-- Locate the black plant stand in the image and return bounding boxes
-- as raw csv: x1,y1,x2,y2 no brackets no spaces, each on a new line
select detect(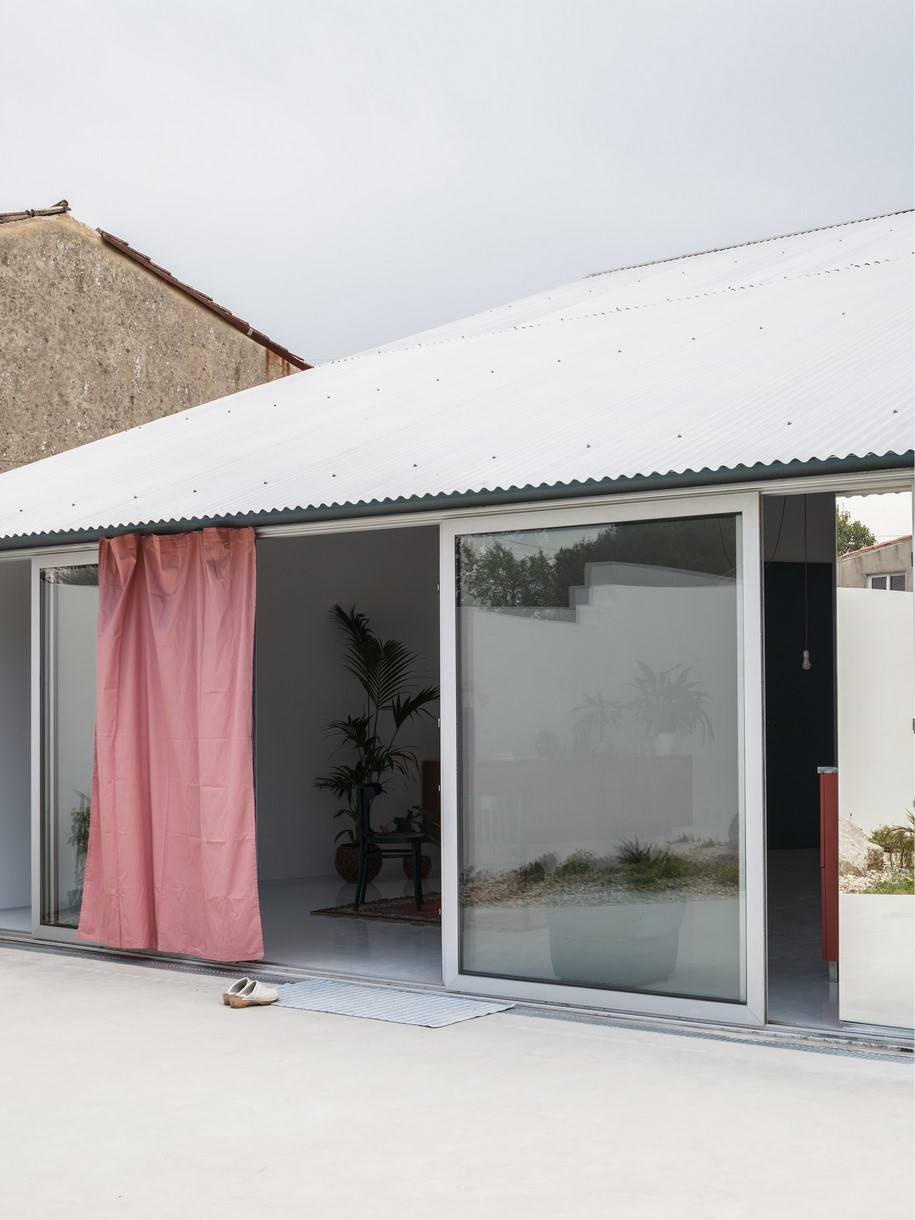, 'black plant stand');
354,783,424,910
